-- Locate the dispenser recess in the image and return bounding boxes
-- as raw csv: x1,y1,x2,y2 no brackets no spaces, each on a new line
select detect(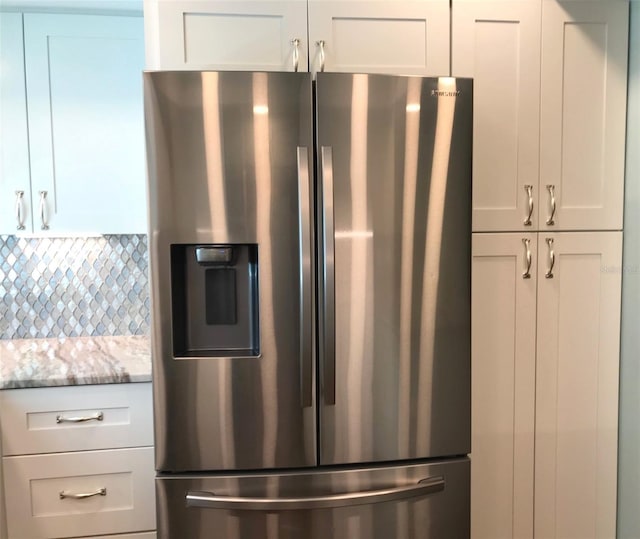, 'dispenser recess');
171,244,259,357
